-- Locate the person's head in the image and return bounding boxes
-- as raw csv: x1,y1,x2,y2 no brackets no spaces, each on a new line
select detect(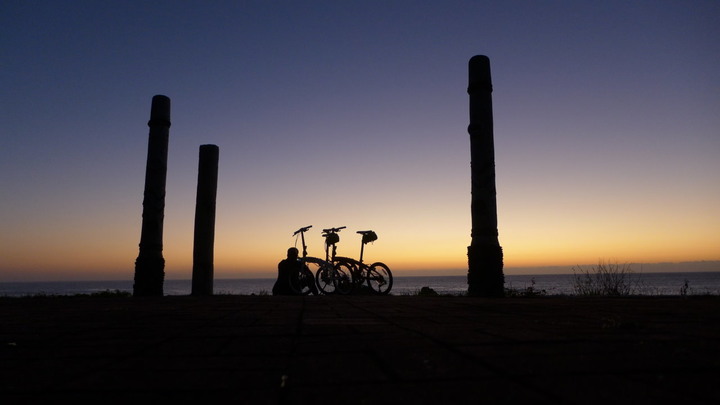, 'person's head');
287,247,299,259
